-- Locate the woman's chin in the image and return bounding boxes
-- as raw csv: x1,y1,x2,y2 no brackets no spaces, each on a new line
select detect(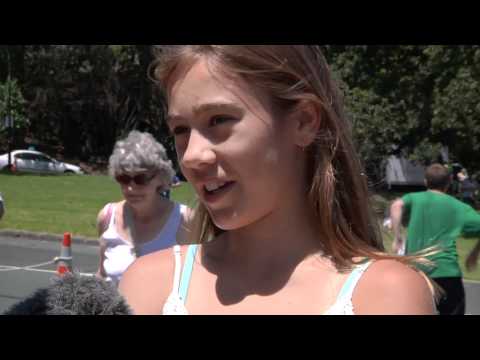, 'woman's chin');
126,196,145,206
209,211,248,231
